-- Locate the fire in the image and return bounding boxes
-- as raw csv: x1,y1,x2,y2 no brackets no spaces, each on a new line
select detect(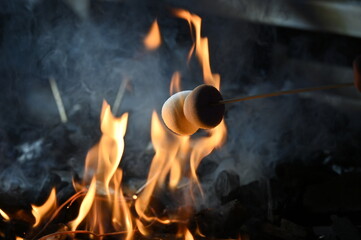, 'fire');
170,71,182,95
69,177,96,231
0,9,228,240
68,101,133,238
134,8,227,238
144,19,162,50
31,187,57,227
173,9,221,89
0,209,10,221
